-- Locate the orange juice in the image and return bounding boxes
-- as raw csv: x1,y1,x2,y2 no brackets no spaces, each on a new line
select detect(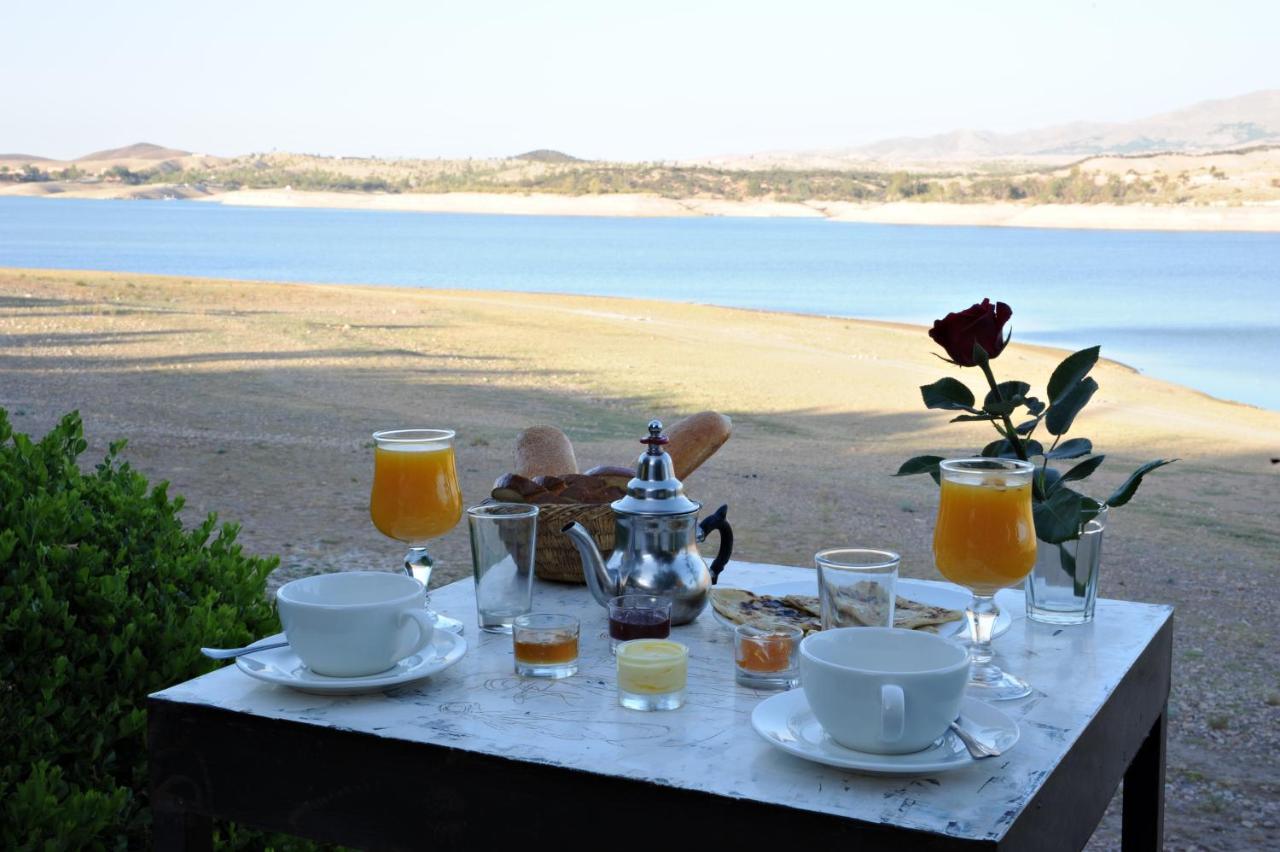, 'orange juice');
370,444,462,543
933,477,1036,595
